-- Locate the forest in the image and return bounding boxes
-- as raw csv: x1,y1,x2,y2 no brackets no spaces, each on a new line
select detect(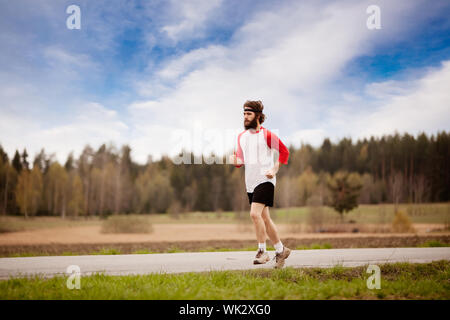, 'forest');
0,130,448,217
